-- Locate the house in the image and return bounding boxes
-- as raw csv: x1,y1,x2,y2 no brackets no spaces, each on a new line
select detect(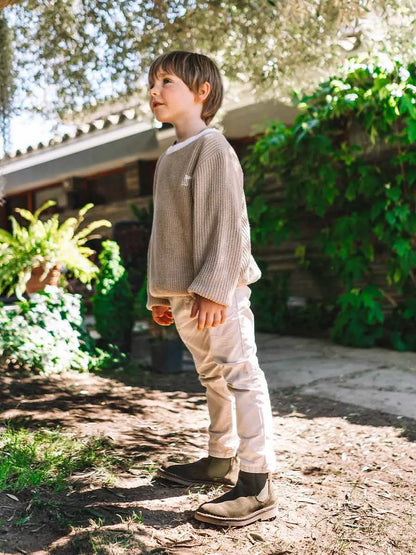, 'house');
0,96,298,229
